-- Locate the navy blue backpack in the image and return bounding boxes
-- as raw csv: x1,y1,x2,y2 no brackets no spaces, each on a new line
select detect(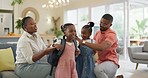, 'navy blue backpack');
48,37,78,76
